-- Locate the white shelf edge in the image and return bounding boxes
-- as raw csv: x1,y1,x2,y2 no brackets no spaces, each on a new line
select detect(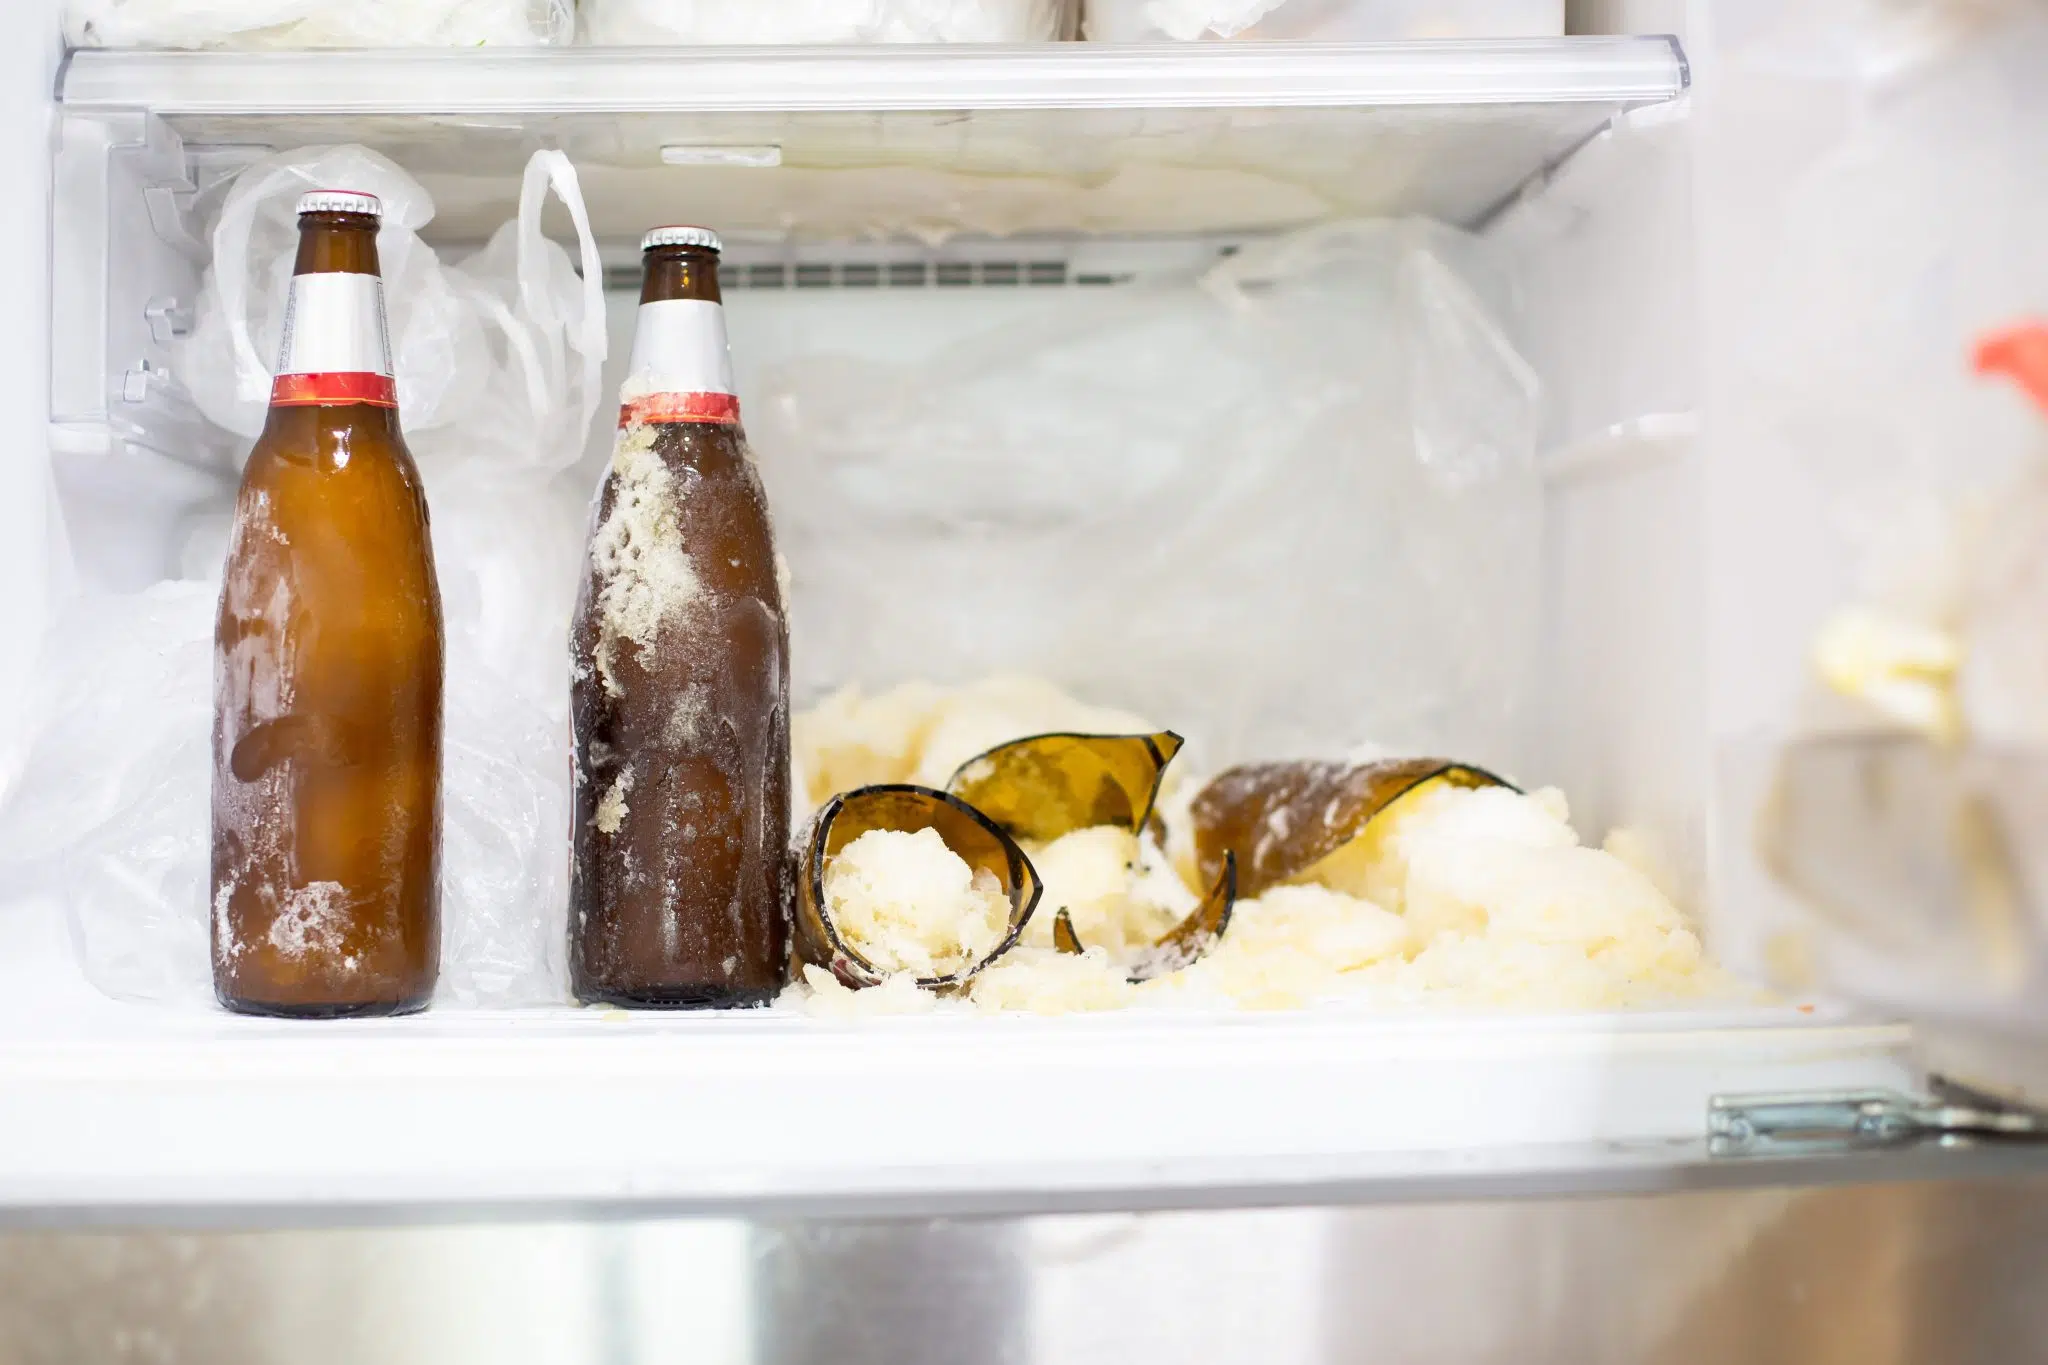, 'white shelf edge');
58,37,1688,116
0,901,1940,1218
0,1008,1921,1218
20,1137,2048,1230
